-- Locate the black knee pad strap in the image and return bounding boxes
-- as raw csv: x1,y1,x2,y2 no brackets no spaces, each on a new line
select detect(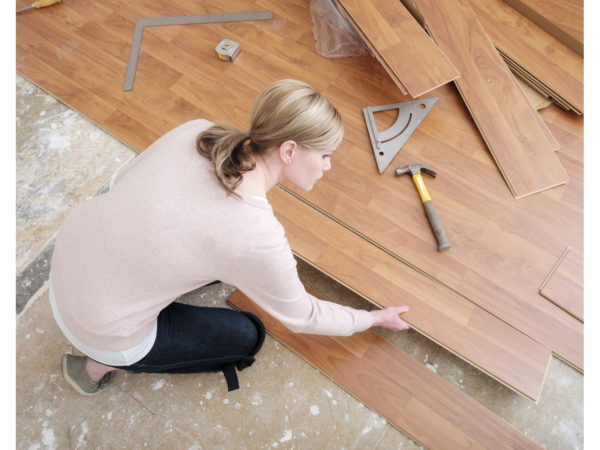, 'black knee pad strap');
220,310,266,391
